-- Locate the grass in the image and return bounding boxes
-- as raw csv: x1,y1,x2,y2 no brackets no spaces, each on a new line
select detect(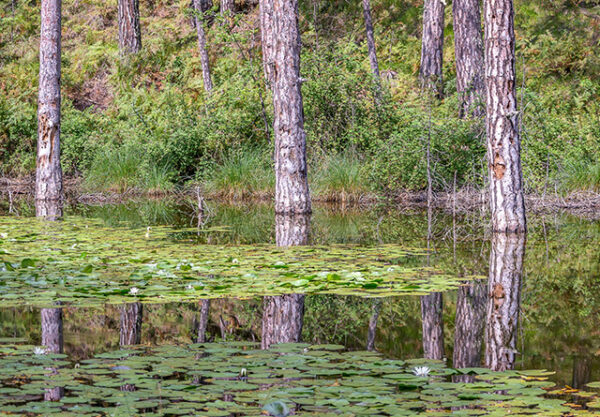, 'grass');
85,147,174,194
204,149,274,200
312,153,370,203
560,161,600,193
